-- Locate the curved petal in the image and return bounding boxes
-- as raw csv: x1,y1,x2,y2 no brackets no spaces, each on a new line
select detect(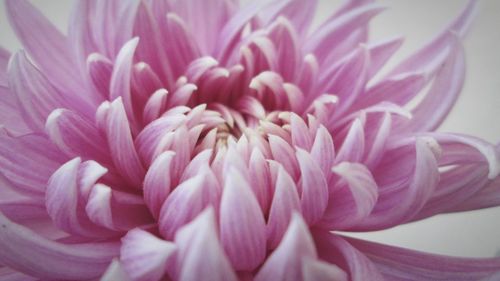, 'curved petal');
121,228,176,281
0,212,119,280
174,208,238,281
101,259,132,281
345,236,500,281
220,168,266,271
